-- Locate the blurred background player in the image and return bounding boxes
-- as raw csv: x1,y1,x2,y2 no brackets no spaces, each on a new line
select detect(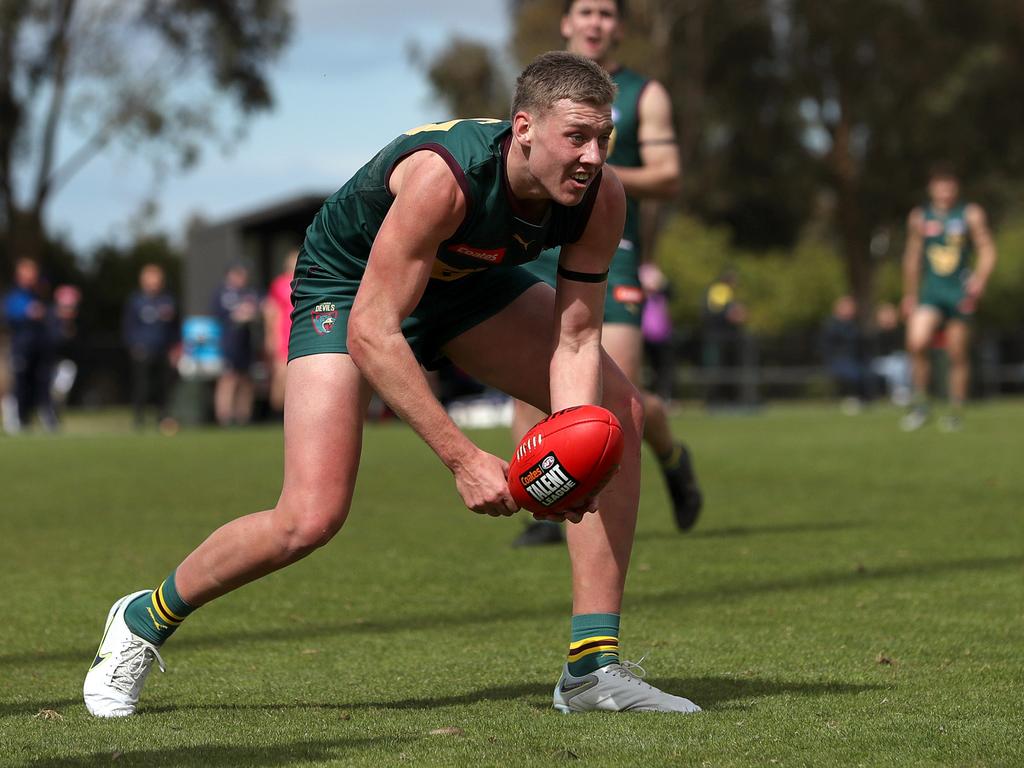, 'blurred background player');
211,261,261,427
900,166,997,432
2,257,58,432
512,0,701,547
123,263,178,431
263,249,298,415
